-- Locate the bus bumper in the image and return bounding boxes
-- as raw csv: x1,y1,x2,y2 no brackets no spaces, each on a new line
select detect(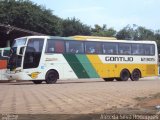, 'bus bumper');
6,72,30,80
